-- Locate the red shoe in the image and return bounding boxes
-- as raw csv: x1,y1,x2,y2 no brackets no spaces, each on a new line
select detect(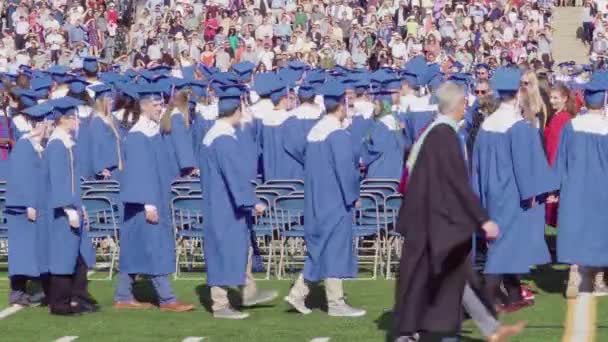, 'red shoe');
521,286,535,301
502,299,534,314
